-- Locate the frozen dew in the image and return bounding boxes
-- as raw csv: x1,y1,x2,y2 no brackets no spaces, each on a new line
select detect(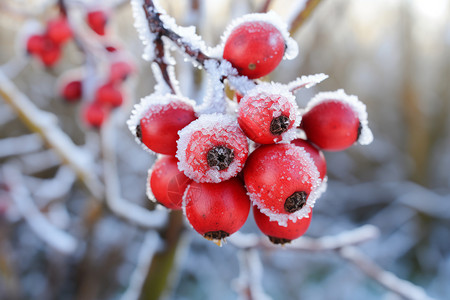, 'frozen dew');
287,73,329,92
219,11,299,60
303,89,374,145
